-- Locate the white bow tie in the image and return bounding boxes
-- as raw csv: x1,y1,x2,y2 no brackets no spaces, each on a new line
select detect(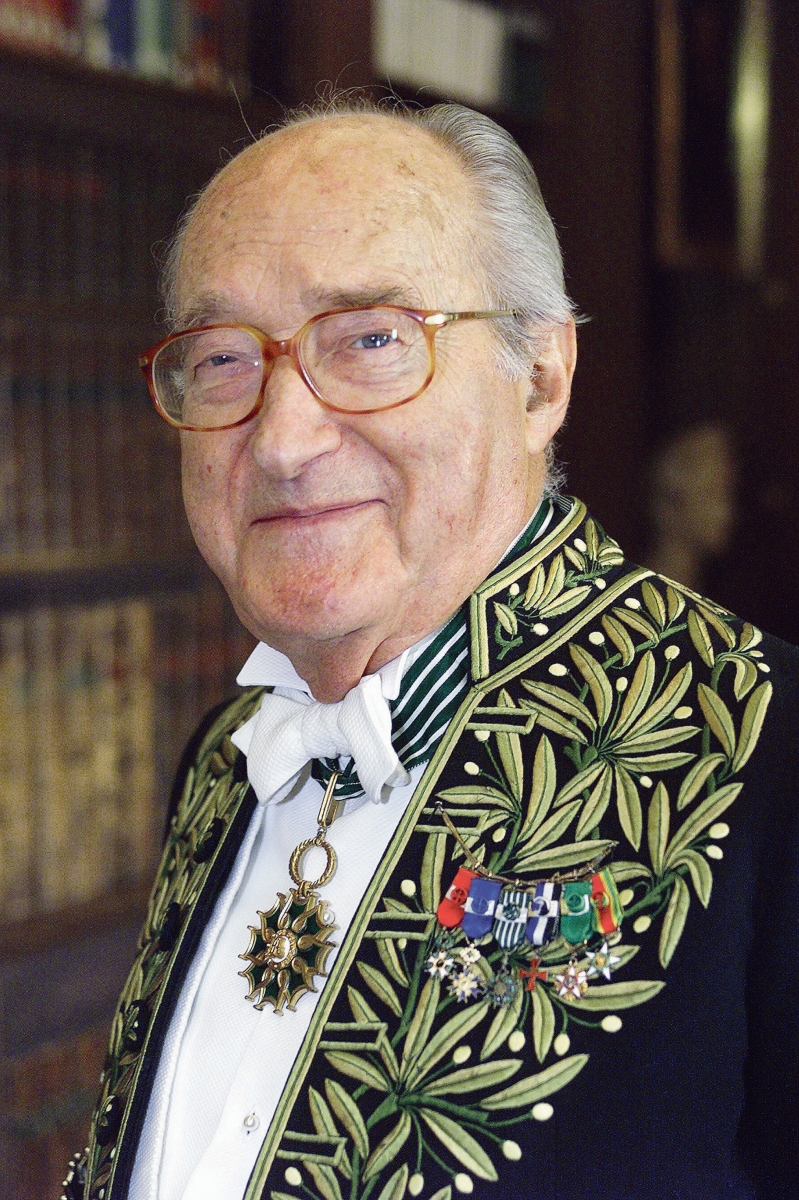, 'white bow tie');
244,672,411,805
